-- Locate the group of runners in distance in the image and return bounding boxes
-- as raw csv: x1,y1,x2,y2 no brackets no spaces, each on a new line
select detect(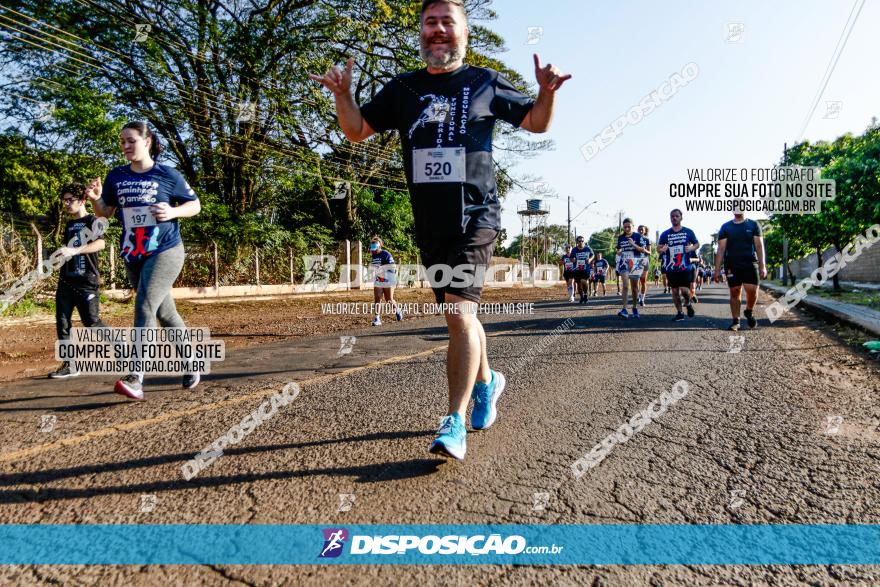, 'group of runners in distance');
553,208,765,329
43,0,768,464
